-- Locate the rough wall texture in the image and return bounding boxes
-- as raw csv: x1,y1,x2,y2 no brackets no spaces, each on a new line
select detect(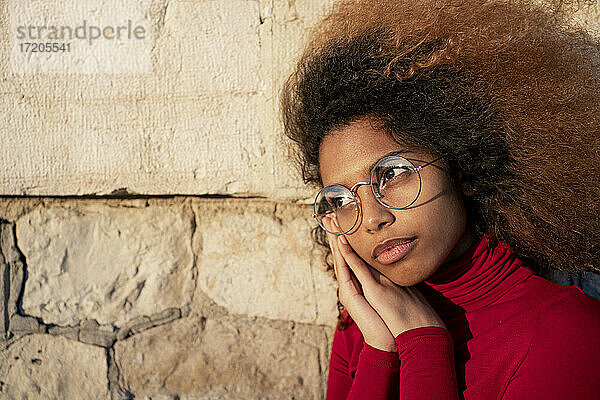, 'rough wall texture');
1,0,599,399
0,197,337,399
1,0,337,200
